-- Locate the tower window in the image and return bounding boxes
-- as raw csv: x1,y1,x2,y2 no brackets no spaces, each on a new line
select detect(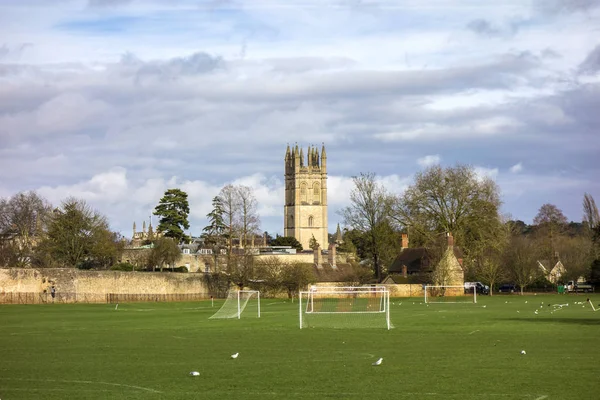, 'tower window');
313,182,320,203
308,216,314,227
300,182,308,203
